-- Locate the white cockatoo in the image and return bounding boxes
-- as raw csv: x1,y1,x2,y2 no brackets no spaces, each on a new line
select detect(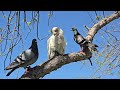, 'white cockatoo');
47,27,67,60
